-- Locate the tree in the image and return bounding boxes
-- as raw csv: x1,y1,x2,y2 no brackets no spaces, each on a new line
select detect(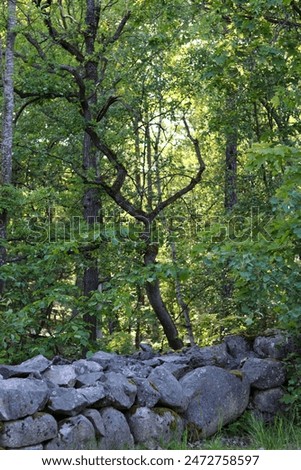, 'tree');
1,0,301,362
0,0,17,294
